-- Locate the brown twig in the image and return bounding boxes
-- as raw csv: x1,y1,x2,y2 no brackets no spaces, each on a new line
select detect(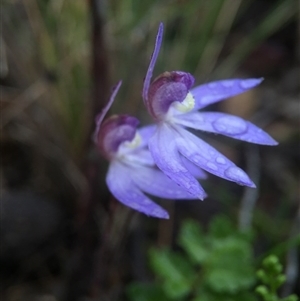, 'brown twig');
62,0,111,300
